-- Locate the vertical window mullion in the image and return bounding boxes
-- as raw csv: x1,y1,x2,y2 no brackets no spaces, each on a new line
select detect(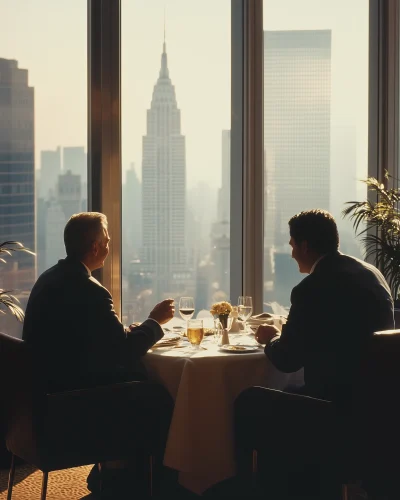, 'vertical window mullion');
231,0,264,312
88,0,122,317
